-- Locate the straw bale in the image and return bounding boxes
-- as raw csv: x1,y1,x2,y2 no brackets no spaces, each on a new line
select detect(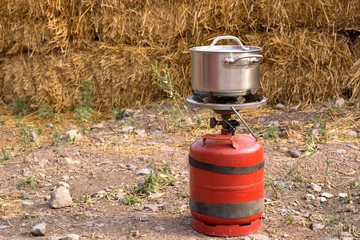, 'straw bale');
0,0,359,110
0,45,187,111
